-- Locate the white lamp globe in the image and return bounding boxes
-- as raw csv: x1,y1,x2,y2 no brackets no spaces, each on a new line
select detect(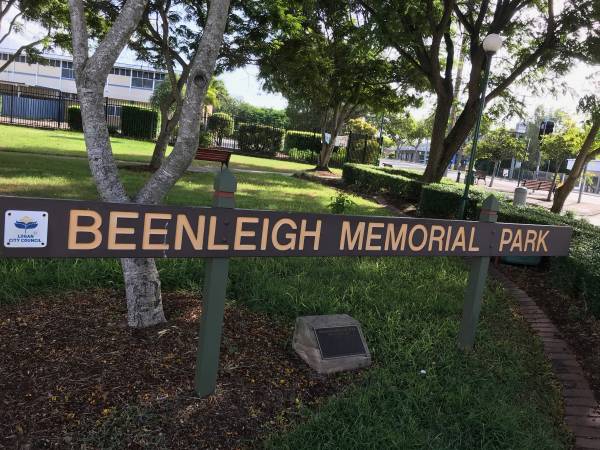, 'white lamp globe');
482,34,503,53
